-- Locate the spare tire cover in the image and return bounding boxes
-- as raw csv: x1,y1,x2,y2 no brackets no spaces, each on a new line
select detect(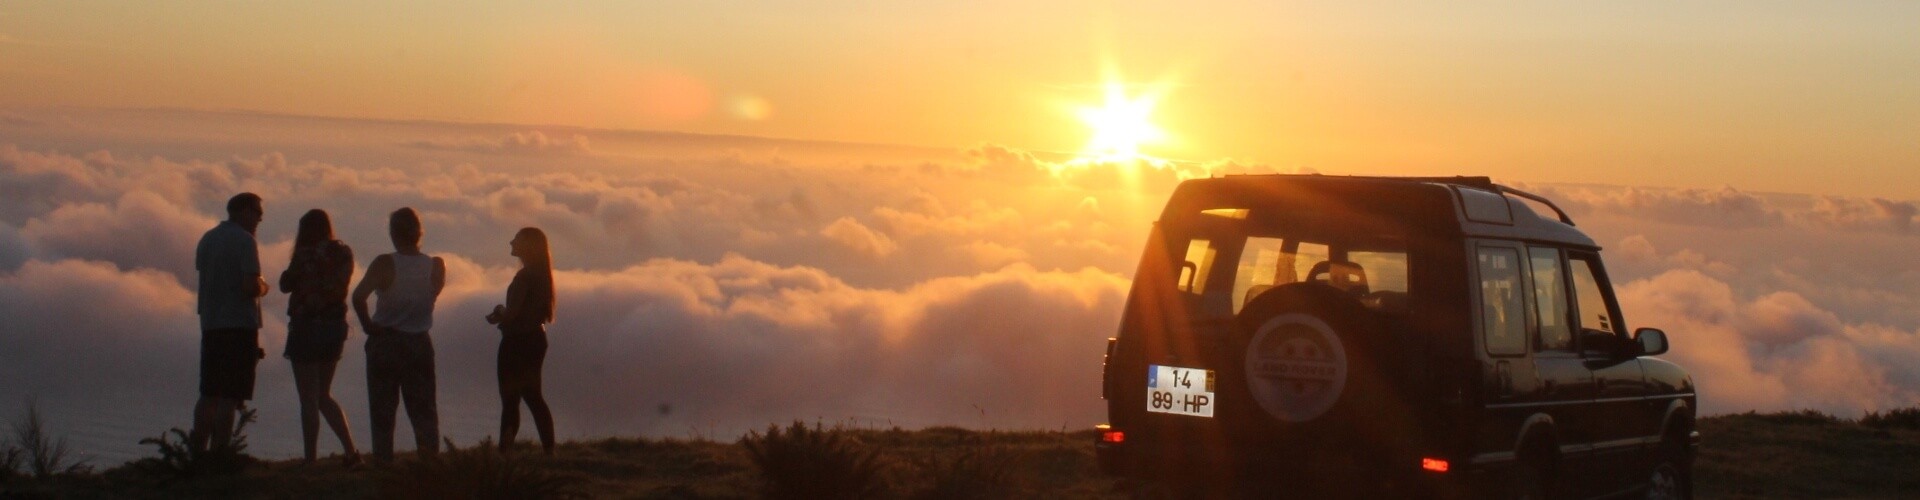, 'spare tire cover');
1244,313,1349,423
